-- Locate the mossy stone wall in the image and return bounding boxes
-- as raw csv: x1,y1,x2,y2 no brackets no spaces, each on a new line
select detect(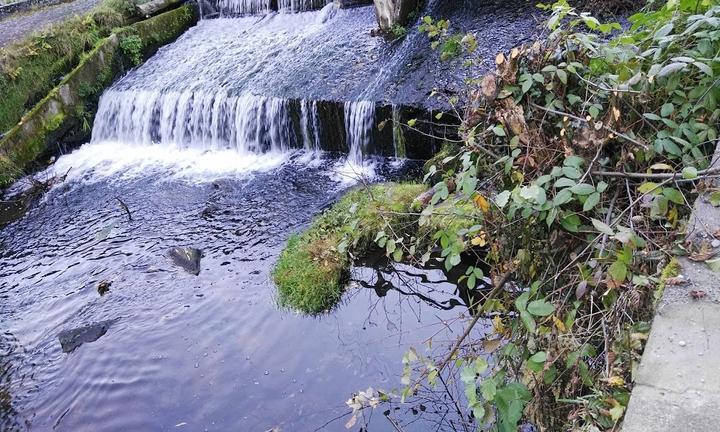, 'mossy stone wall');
0,4,198,187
